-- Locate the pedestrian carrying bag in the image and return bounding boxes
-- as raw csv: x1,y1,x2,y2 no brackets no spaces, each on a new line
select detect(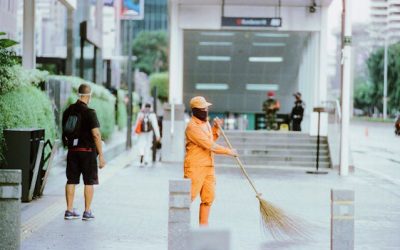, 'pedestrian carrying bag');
141,114,153,132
